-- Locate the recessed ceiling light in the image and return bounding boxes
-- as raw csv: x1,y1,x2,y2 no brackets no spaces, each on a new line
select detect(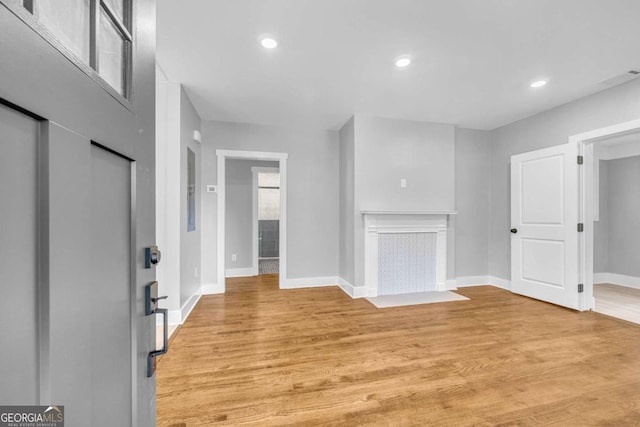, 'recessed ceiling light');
530,80,547,88
260,37,278,49
395,55,412,68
